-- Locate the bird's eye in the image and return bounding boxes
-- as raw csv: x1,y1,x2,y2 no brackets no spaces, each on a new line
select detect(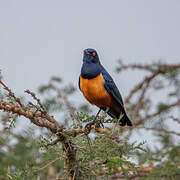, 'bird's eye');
92,52,96,56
